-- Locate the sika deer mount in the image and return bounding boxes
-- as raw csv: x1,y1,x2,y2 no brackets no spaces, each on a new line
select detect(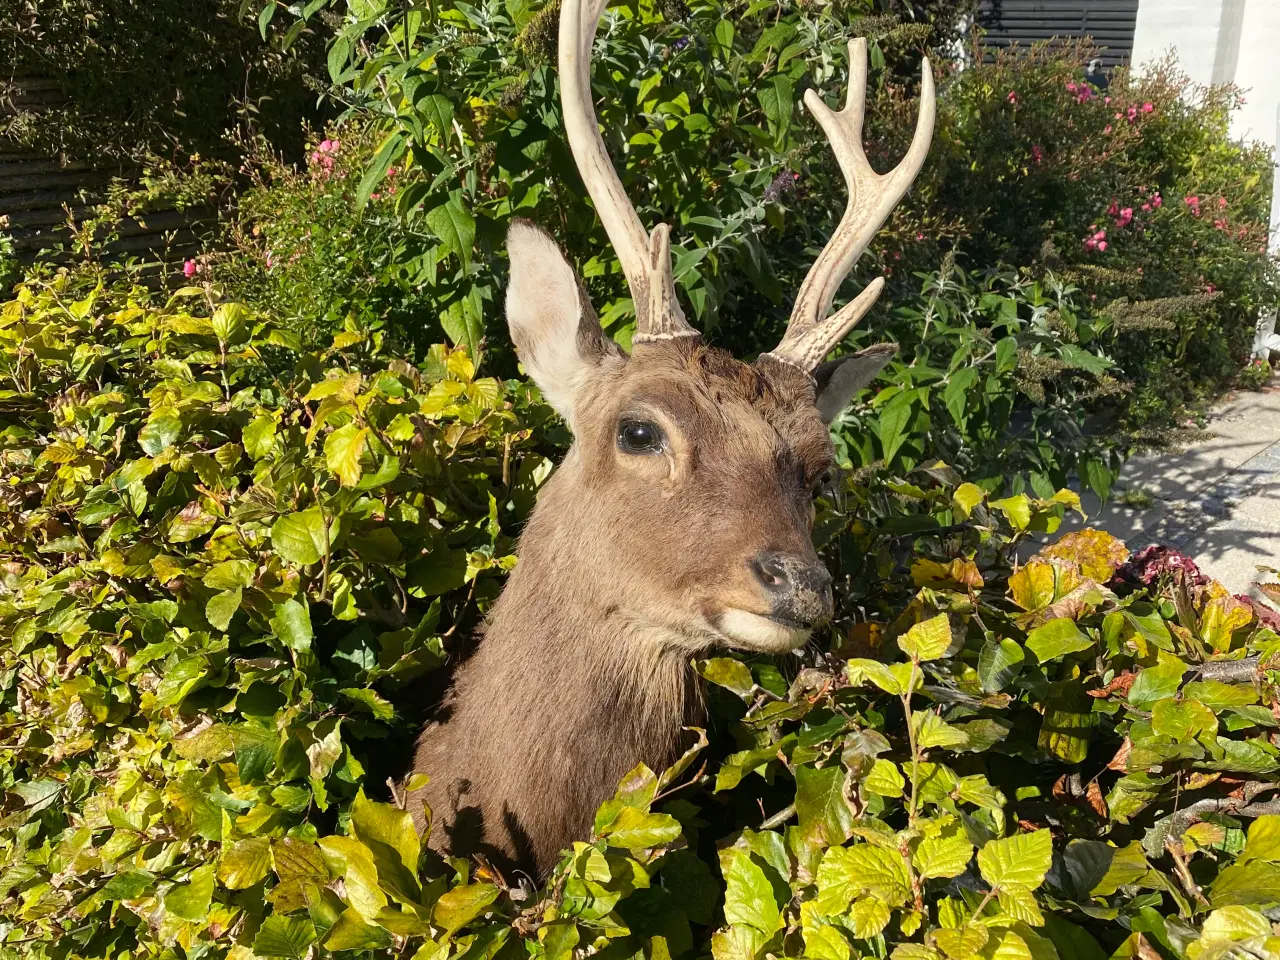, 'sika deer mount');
408,0,934,876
